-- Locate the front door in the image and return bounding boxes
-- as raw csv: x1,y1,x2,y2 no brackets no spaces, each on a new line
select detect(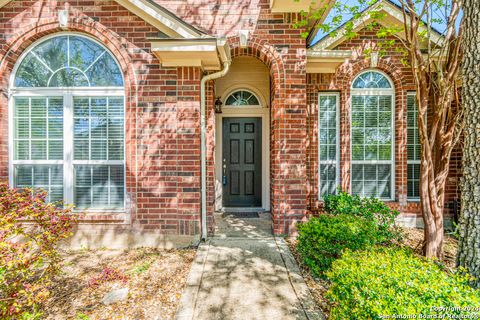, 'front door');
222,117,262,207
